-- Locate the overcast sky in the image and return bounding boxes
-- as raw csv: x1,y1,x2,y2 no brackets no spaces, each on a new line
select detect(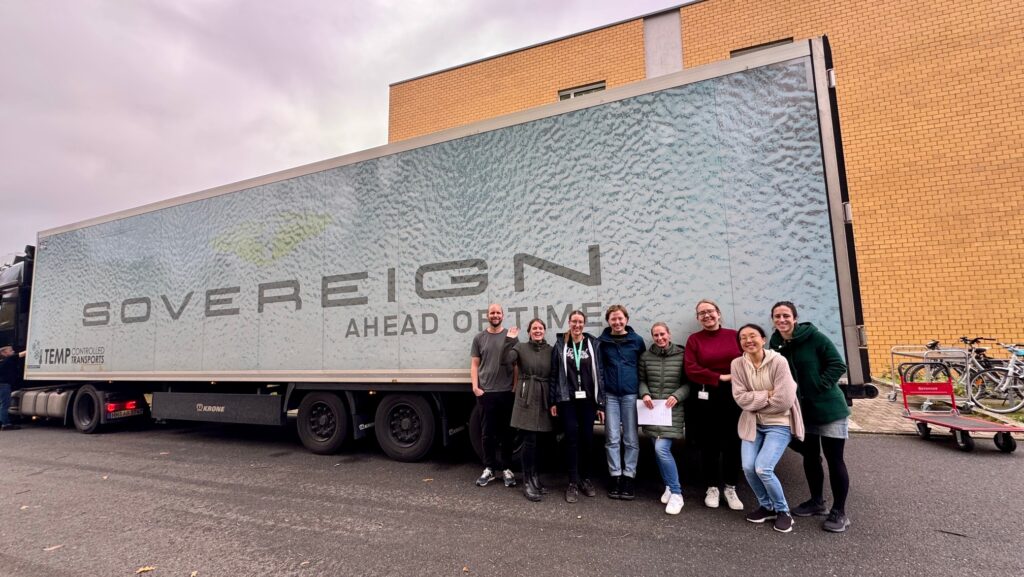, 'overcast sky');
0,0,684,255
